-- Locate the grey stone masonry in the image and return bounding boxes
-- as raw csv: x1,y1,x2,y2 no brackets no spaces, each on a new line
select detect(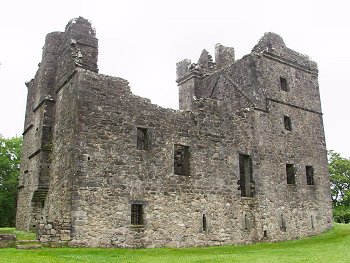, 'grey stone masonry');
16,17,332,248
0,234,16,248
